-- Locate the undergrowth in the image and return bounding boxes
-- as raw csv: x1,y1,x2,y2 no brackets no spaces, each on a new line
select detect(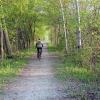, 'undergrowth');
48,45,100,83
0,46,36,93
54,58,100,100
48,43,57,52
48,45,100,99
